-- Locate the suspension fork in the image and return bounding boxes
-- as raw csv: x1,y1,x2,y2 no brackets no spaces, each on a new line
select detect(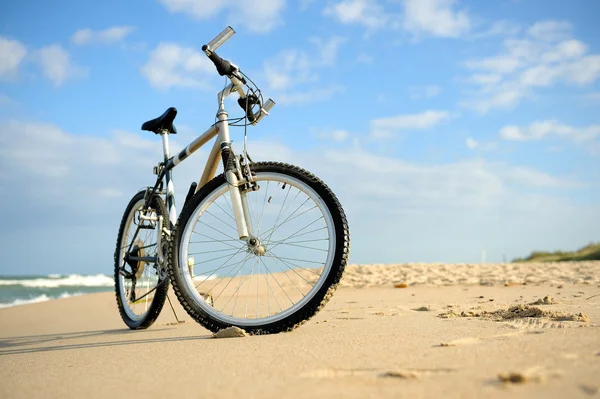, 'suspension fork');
221,141,254,240
217,114,253,241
